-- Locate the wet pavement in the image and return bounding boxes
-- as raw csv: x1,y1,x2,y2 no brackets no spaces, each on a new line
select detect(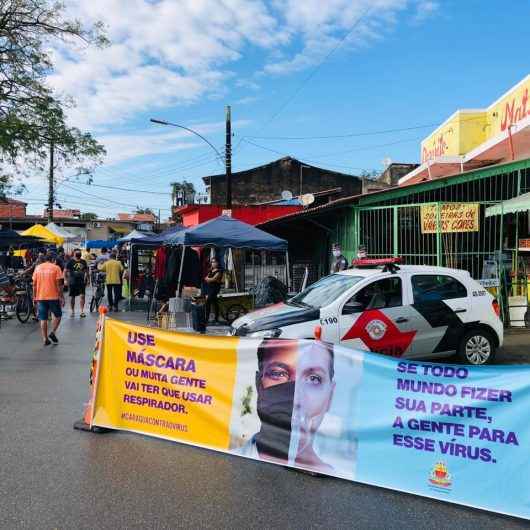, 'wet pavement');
1,310,529,529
